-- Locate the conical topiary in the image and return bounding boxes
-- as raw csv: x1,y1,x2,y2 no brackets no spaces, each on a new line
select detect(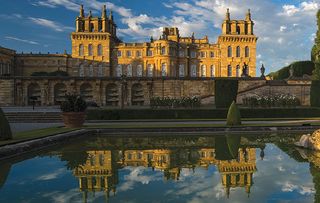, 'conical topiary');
226,101,241,126
0,108,12,140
